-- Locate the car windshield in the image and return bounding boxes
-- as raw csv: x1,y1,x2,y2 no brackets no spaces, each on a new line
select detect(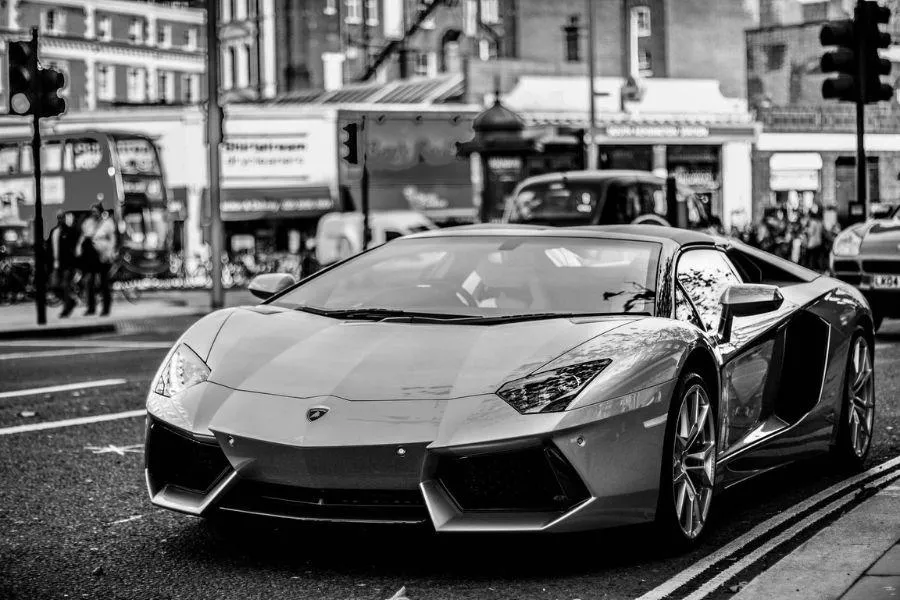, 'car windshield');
273,235,660,318
507,182,599,225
